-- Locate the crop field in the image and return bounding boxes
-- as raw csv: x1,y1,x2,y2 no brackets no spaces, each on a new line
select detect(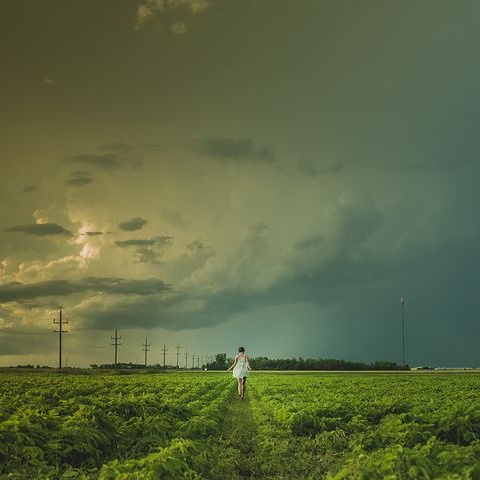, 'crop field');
1,371,480,479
